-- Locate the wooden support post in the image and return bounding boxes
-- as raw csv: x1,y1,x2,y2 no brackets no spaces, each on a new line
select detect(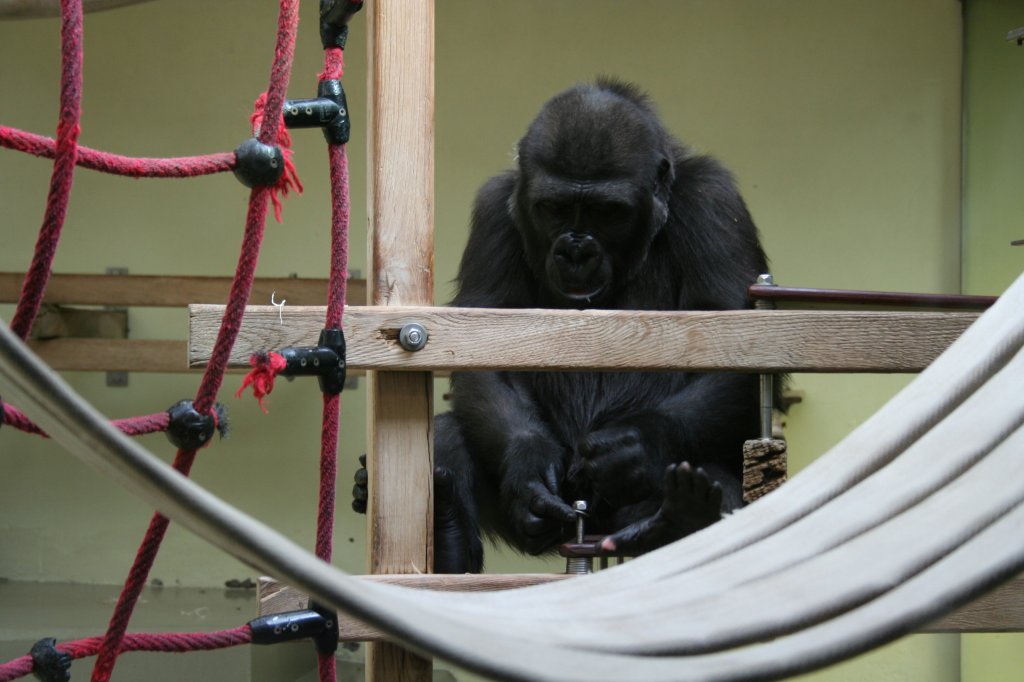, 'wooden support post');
365,0,435,679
